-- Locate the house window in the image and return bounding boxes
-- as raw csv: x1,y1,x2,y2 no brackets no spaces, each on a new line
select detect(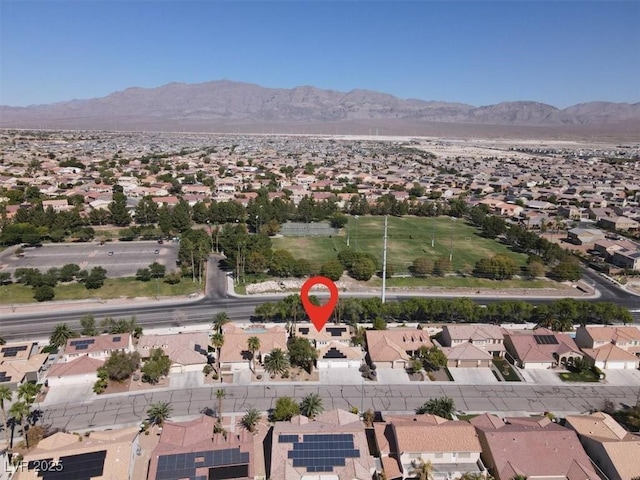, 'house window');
434,453,443,459
458,452,471,458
